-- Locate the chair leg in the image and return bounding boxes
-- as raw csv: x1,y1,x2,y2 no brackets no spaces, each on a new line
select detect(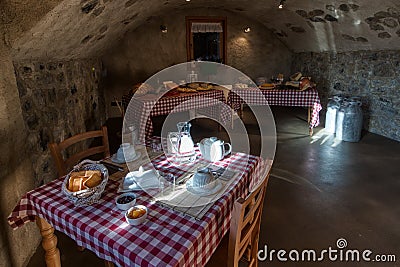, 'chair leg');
104,260,114,267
